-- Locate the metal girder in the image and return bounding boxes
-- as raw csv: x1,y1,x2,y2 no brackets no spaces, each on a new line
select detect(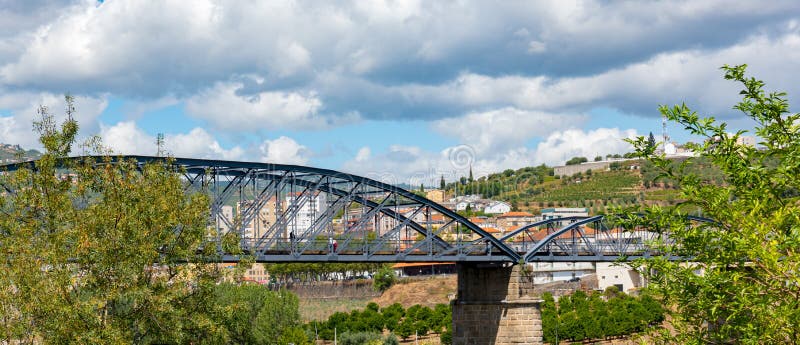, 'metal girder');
1,156,719,264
